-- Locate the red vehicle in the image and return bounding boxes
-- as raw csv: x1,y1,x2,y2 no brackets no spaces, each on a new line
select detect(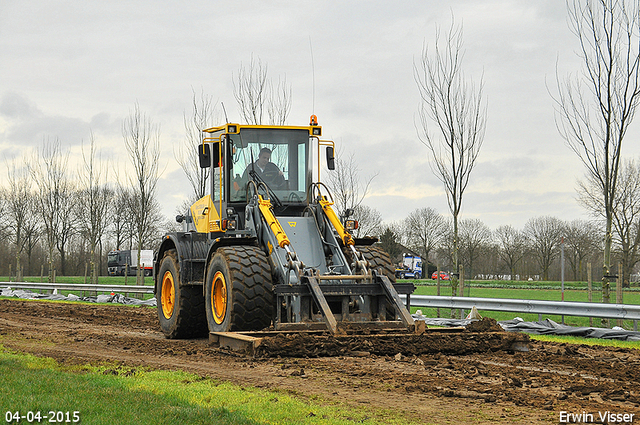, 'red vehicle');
431,271,450,280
